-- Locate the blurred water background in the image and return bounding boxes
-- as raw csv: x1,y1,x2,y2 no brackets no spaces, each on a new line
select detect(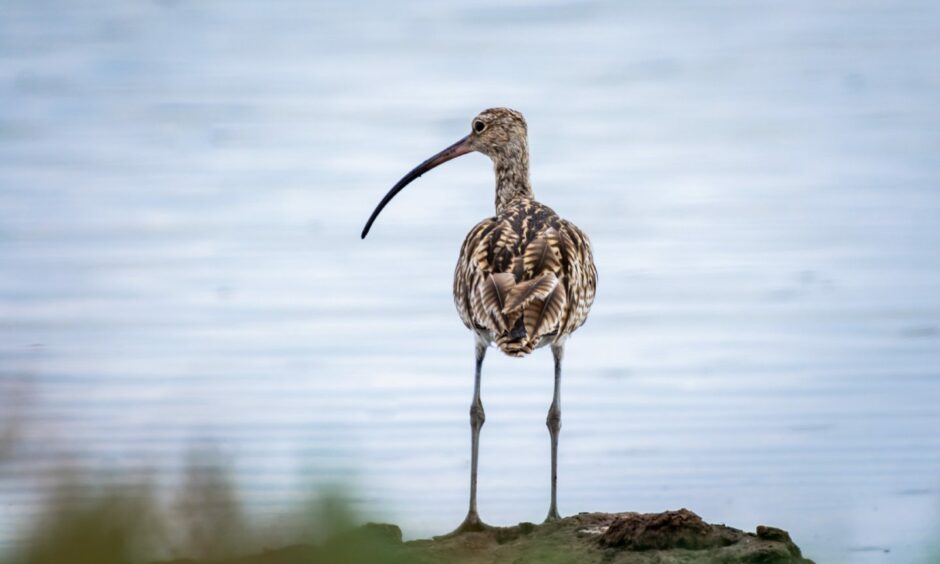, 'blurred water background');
2,1,940,562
